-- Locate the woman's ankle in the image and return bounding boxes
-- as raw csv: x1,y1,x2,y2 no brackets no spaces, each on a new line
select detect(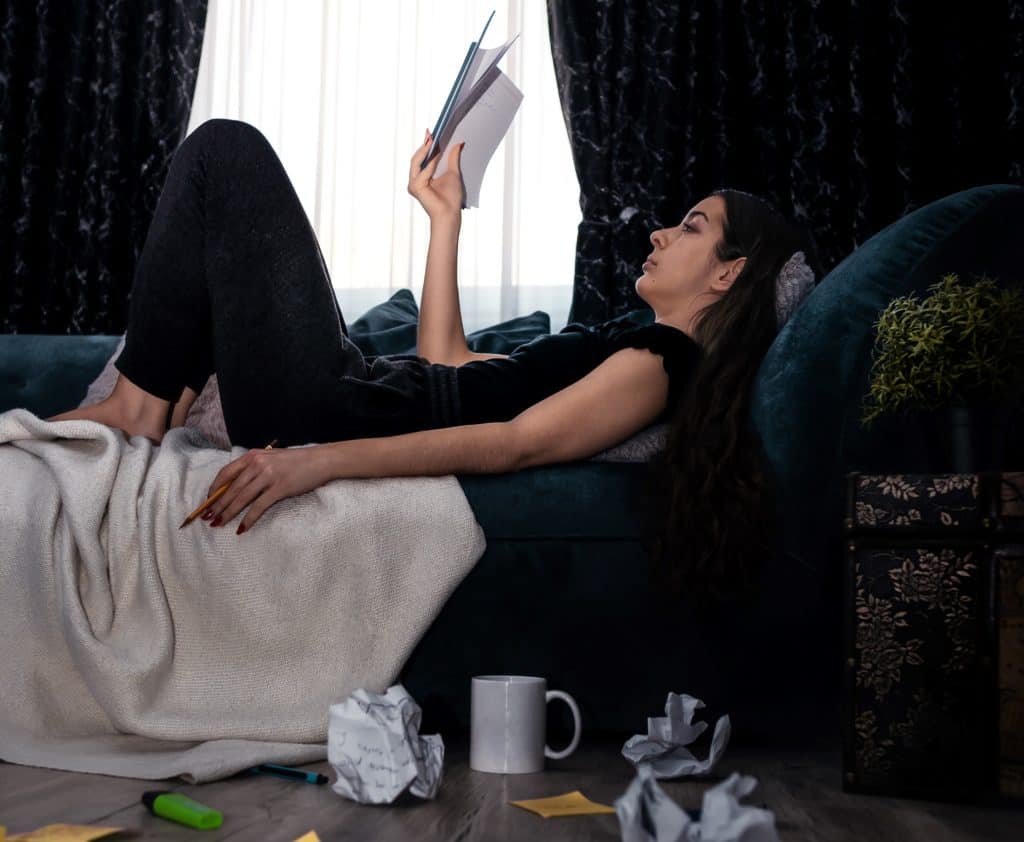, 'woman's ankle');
109,373,171,422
